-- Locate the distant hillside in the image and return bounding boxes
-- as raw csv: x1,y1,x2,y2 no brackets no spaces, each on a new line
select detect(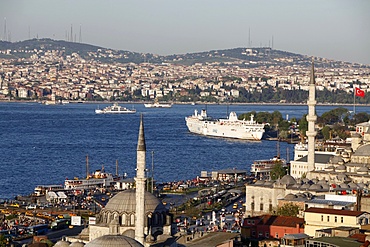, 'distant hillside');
0,38,367,68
